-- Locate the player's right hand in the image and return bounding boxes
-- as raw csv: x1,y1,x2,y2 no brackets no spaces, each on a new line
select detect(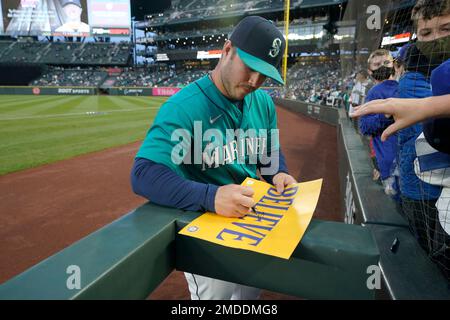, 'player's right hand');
214,184,255,218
